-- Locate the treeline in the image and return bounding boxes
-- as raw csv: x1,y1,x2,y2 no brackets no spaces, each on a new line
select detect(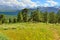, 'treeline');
0,8,60,24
